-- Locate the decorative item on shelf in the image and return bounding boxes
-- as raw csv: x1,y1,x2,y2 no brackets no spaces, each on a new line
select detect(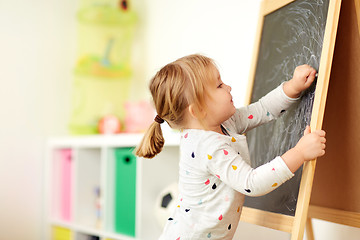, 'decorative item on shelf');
98,115,121,134
124,100,155,133
154,182,179,229
94,186,102,229
69,0,137,135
